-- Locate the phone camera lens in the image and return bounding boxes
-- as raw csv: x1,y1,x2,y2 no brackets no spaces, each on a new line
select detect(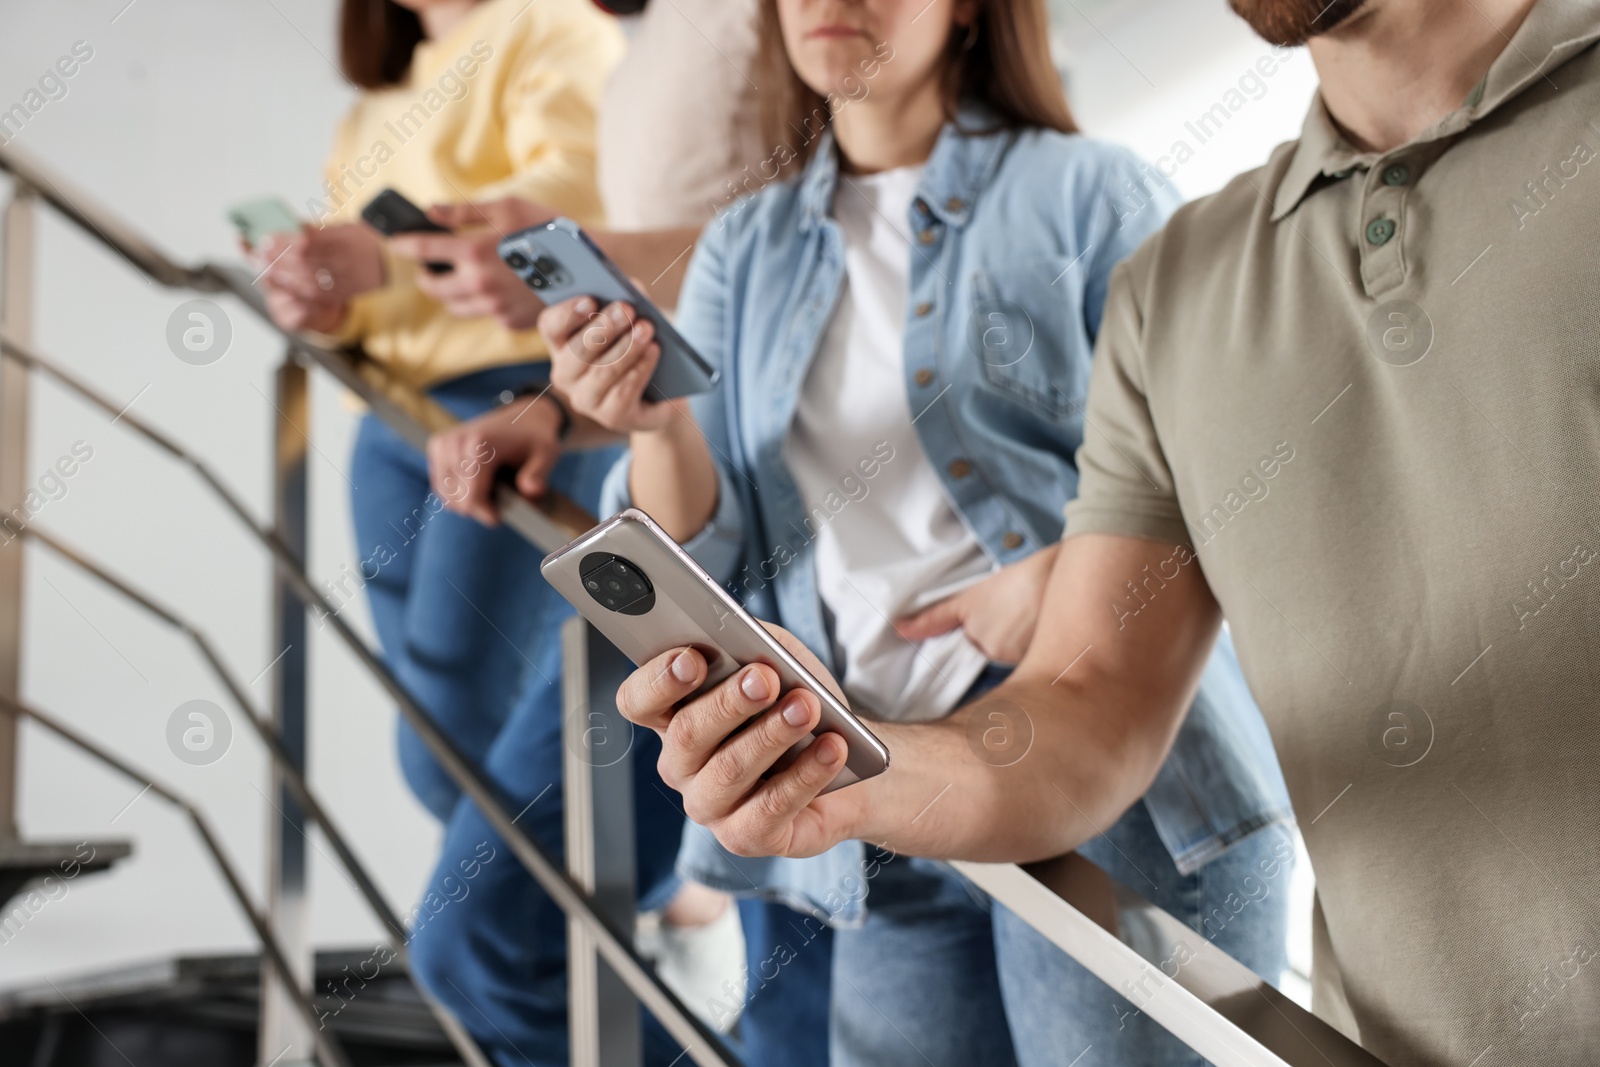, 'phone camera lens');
579,552,654,616
505,250,531,271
